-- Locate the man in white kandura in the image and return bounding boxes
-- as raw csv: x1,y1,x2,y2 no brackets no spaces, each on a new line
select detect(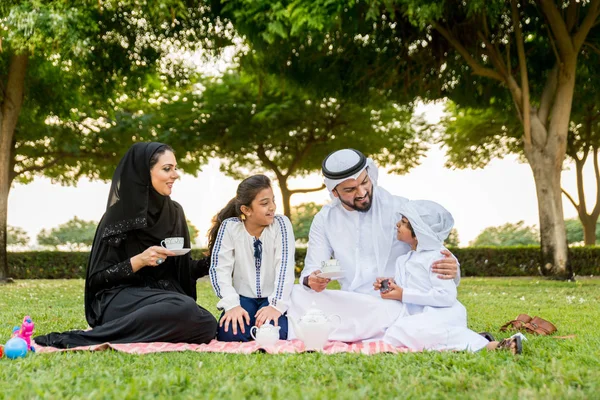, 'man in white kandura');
287,148,459,342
